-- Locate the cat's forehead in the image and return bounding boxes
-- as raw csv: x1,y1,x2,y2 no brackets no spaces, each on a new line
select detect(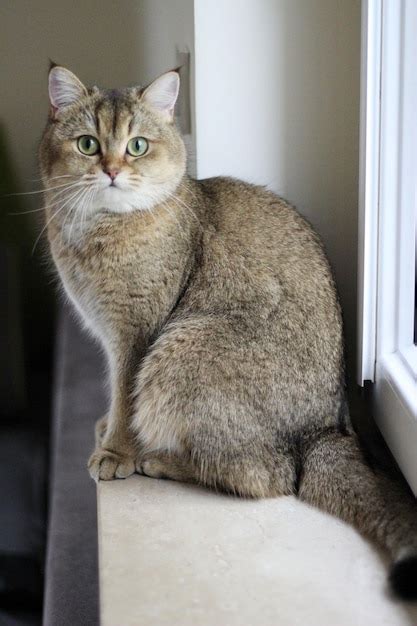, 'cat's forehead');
59,87,164,139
